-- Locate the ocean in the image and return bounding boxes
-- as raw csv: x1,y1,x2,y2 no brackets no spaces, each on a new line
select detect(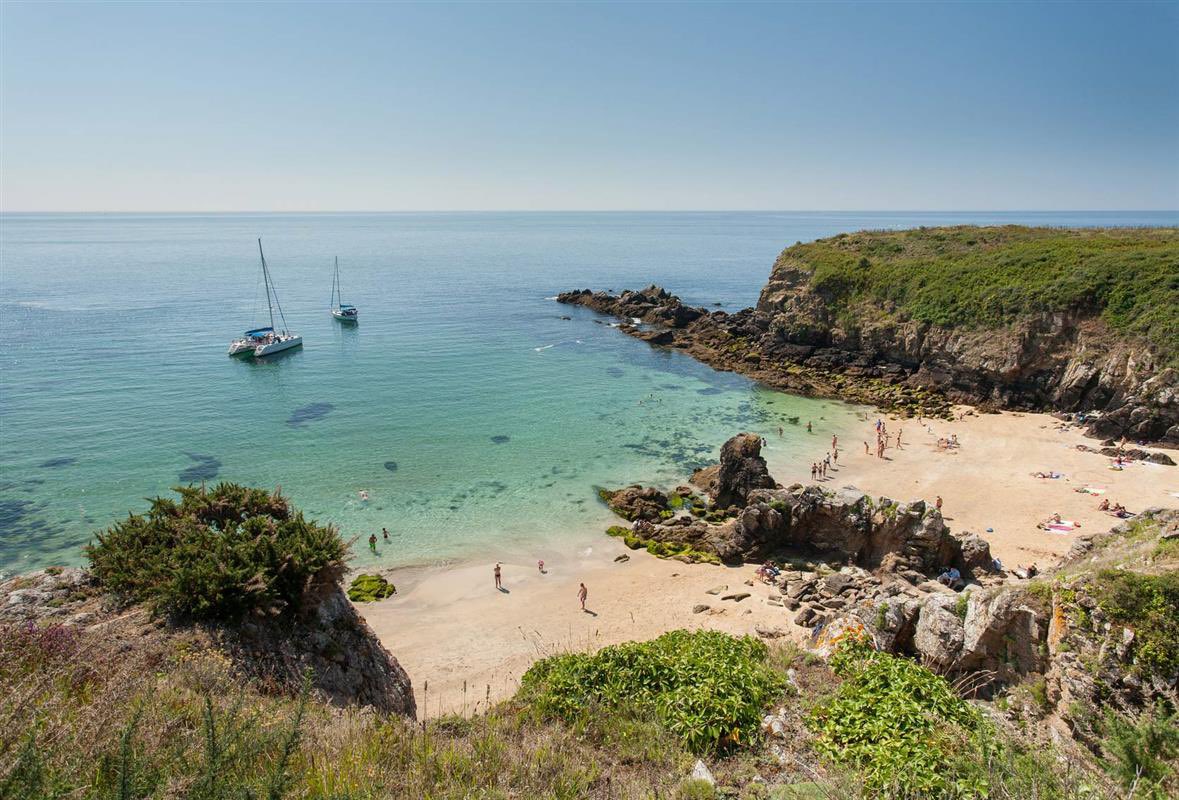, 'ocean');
2,210,1175,577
